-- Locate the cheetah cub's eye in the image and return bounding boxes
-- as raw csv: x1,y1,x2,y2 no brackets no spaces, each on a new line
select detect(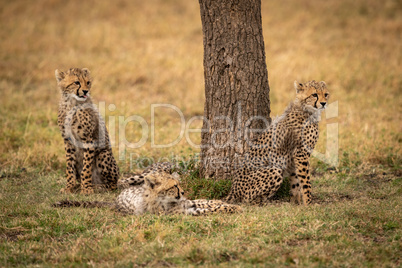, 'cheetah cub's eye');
87,81,91,86
74,81,80,86
324,93,329,98
312,93,318,98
